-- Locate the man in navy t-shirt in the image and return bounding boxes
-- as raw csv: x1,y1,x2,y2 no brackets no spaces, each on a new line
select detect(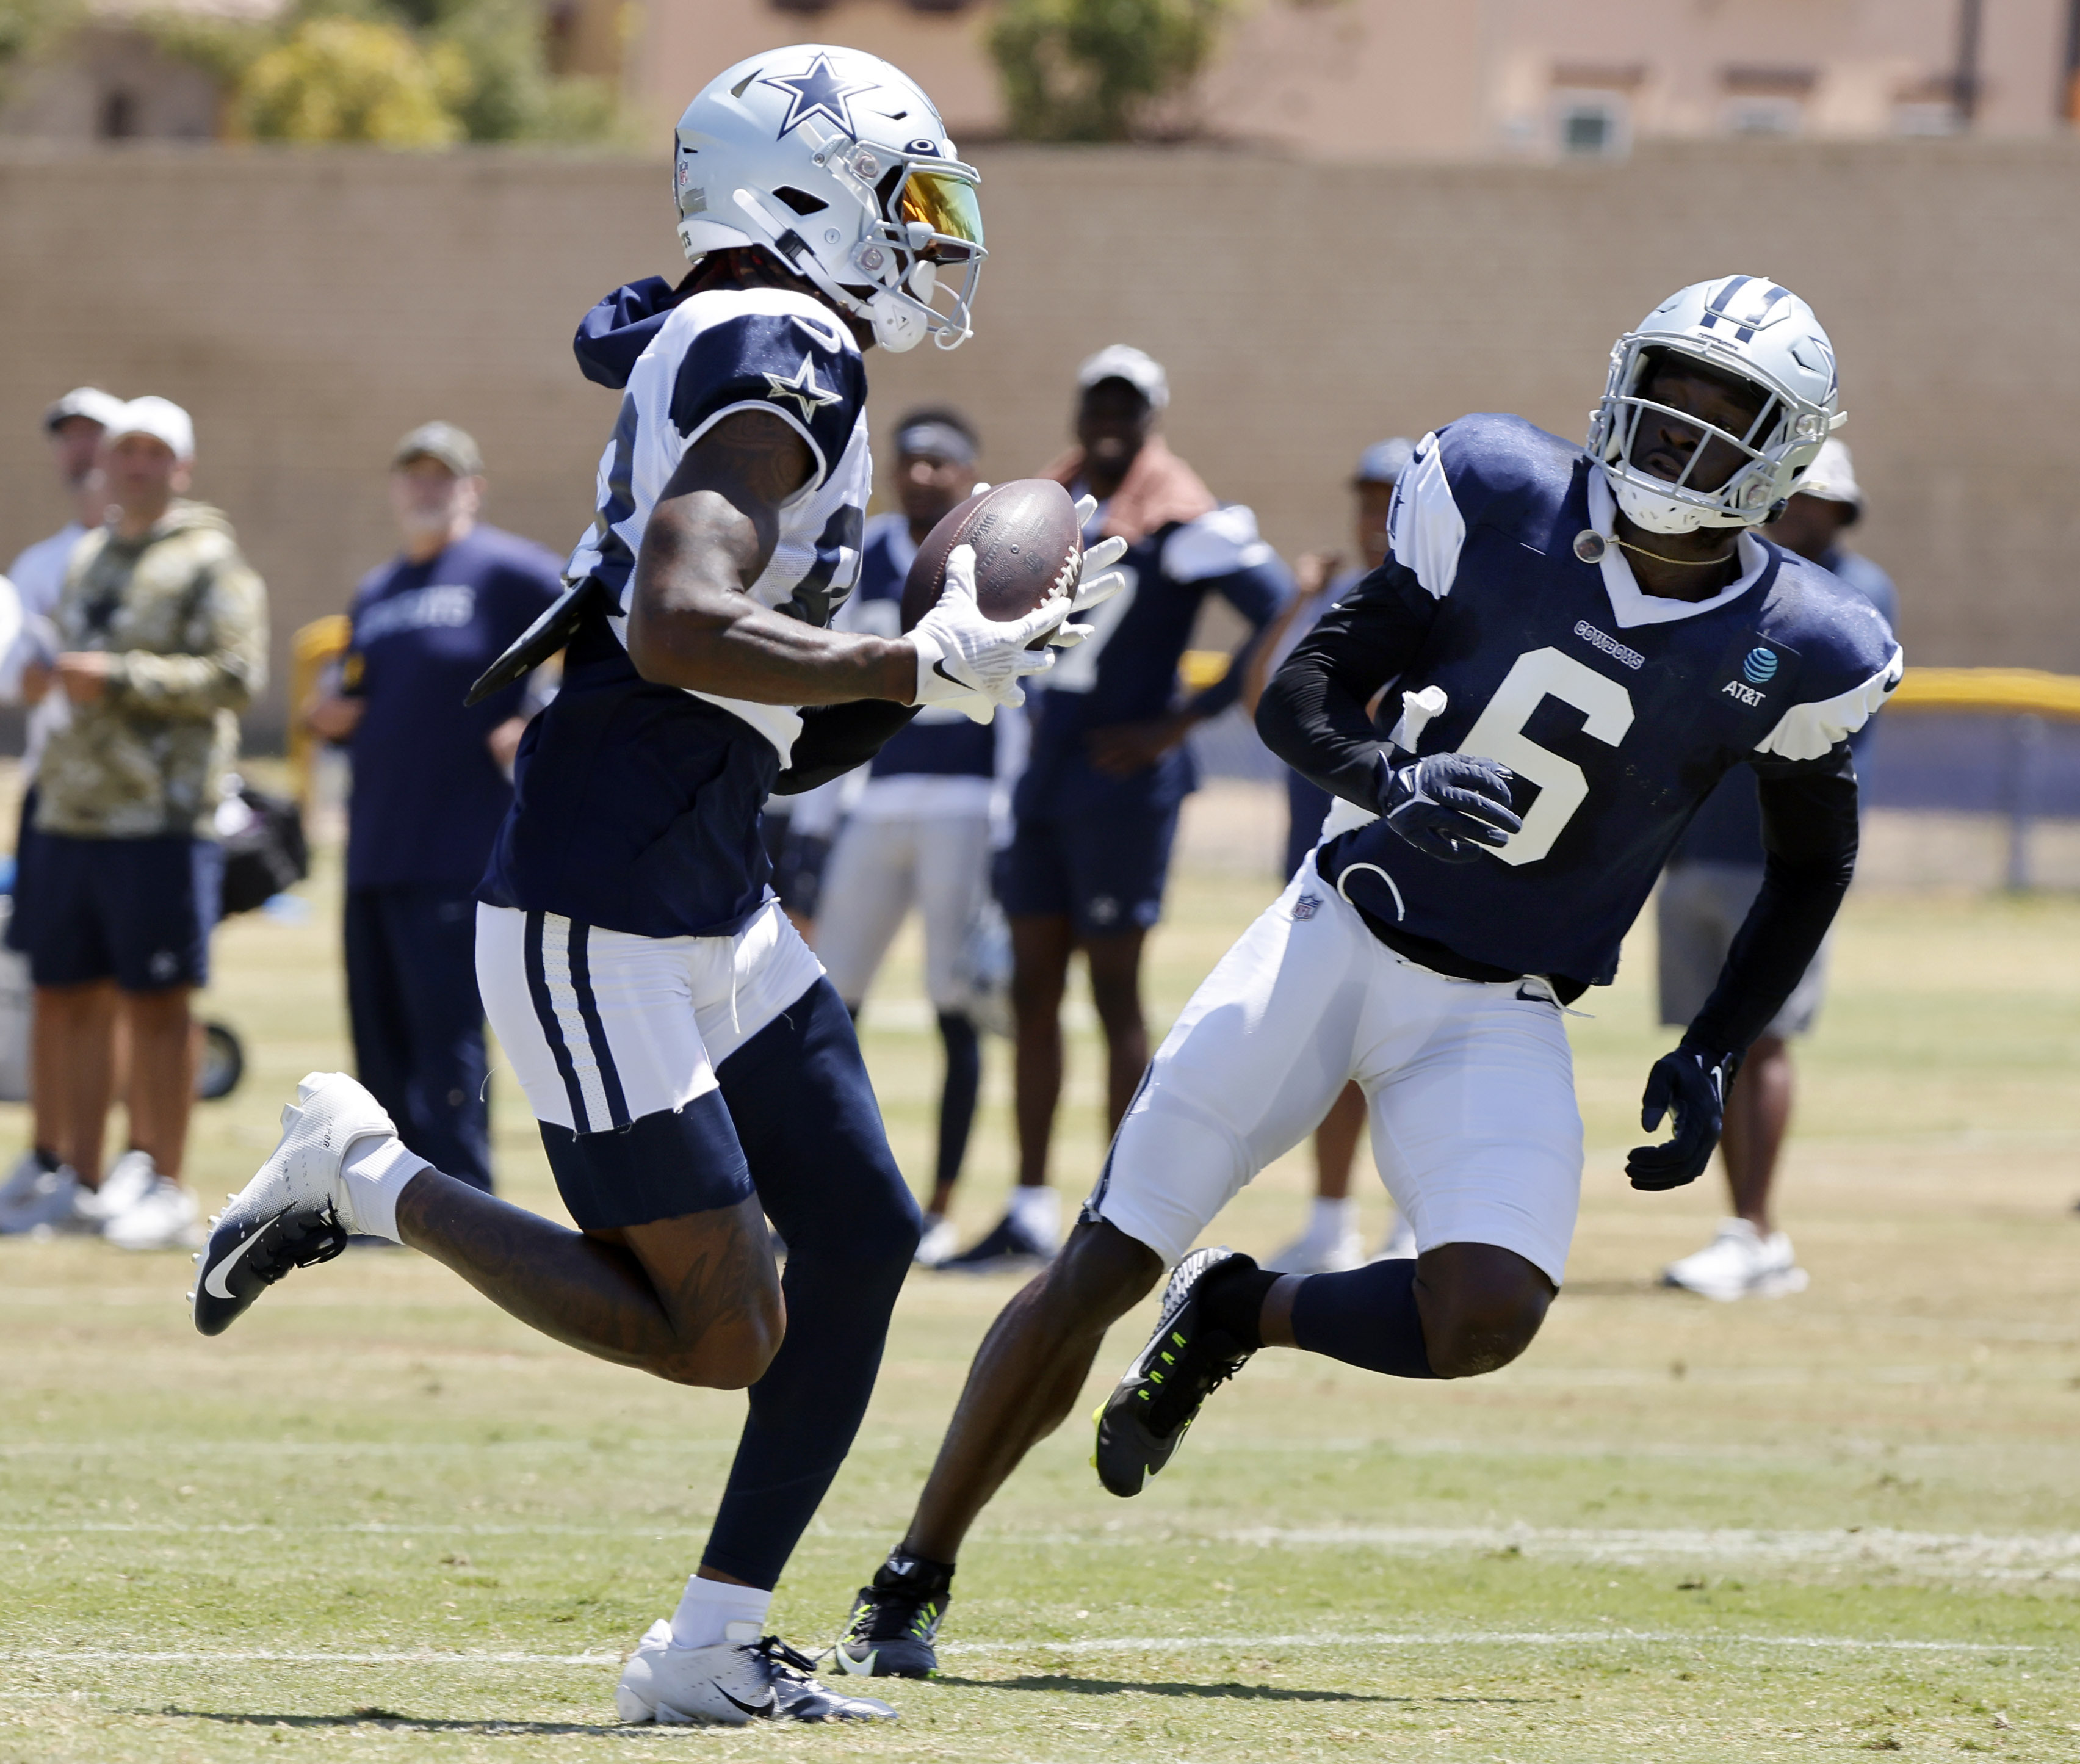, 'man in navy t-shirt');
306,422,562,1191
